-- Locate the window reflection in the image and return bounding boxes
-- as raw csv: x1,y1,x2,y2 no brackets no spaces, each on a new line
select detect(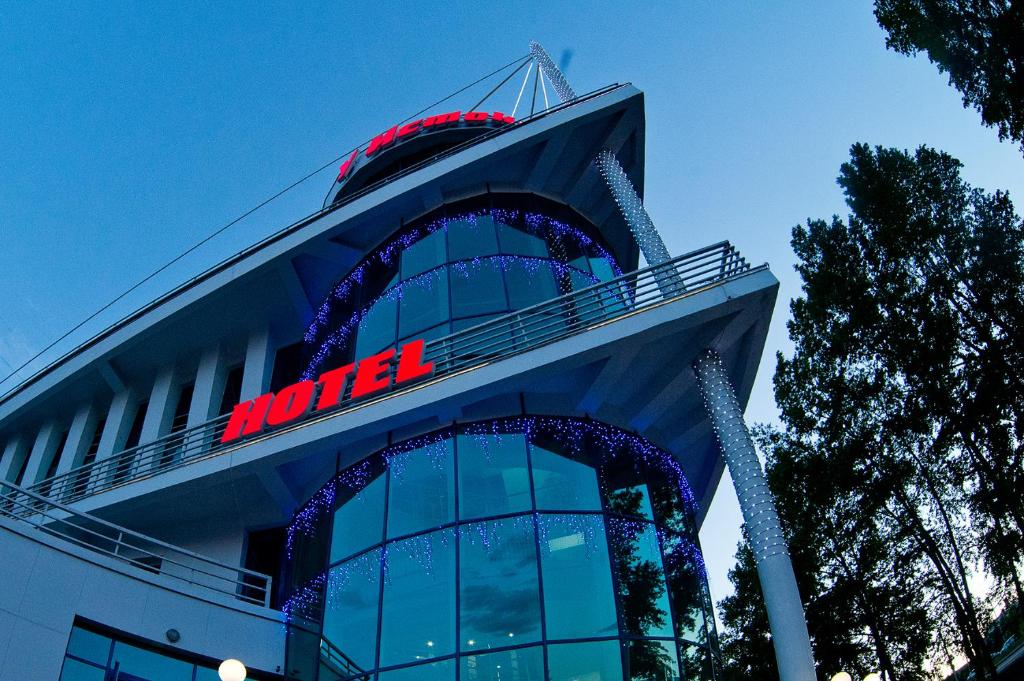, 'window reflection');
457,433,531,520
110,642,194,681
679,642,715,681
59,659,105,681
661,530,708,644
626,640,680,681
548,640,623,681
378,659,455,681
451,260,507,318
399,270,450,338
460,645,543,681
610,519,674,639
321,549,382,675
330,470,386,564
538,514,618,639
529,438,601,511
459,517,542,649
379,529,455,666
387,440,455,538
